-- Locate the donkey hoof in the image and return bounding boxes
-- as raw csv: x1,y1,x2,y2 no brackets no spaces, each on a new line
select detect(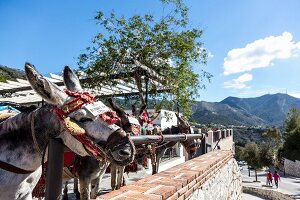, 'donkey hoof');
75,193,80,200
